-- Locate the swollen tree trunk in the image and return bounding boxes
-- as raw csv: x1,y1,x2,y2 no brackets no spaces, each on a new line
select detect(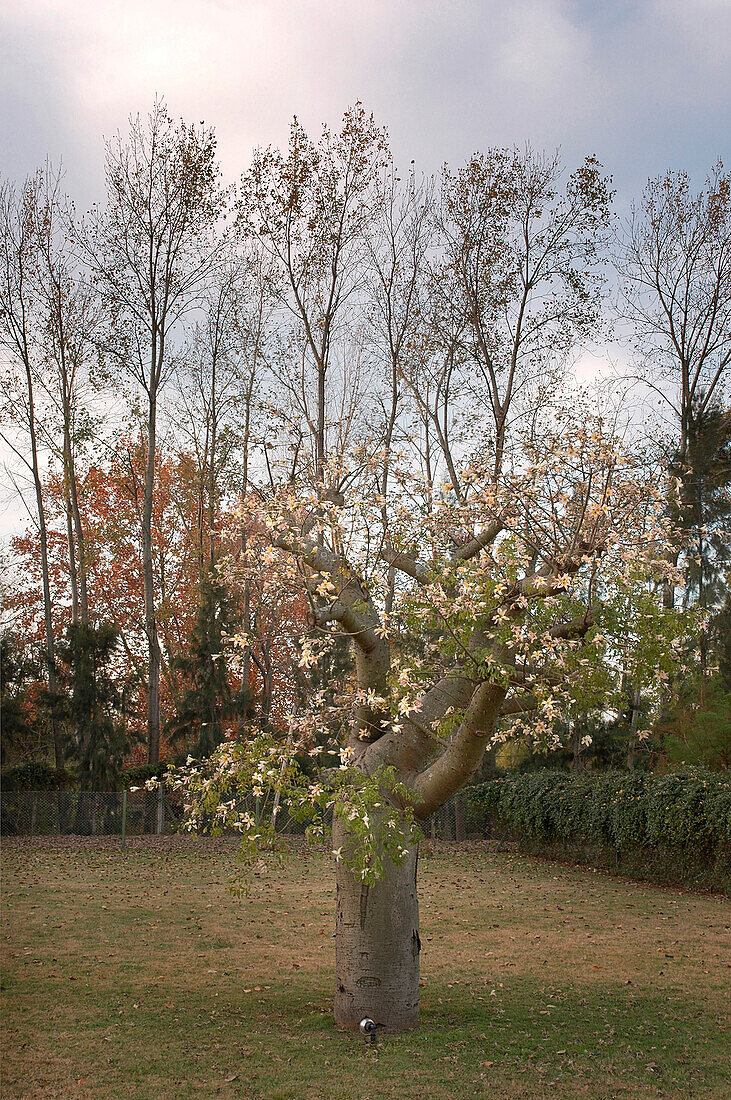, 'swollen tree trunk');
277,523,508,1034
333,817,420,1033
